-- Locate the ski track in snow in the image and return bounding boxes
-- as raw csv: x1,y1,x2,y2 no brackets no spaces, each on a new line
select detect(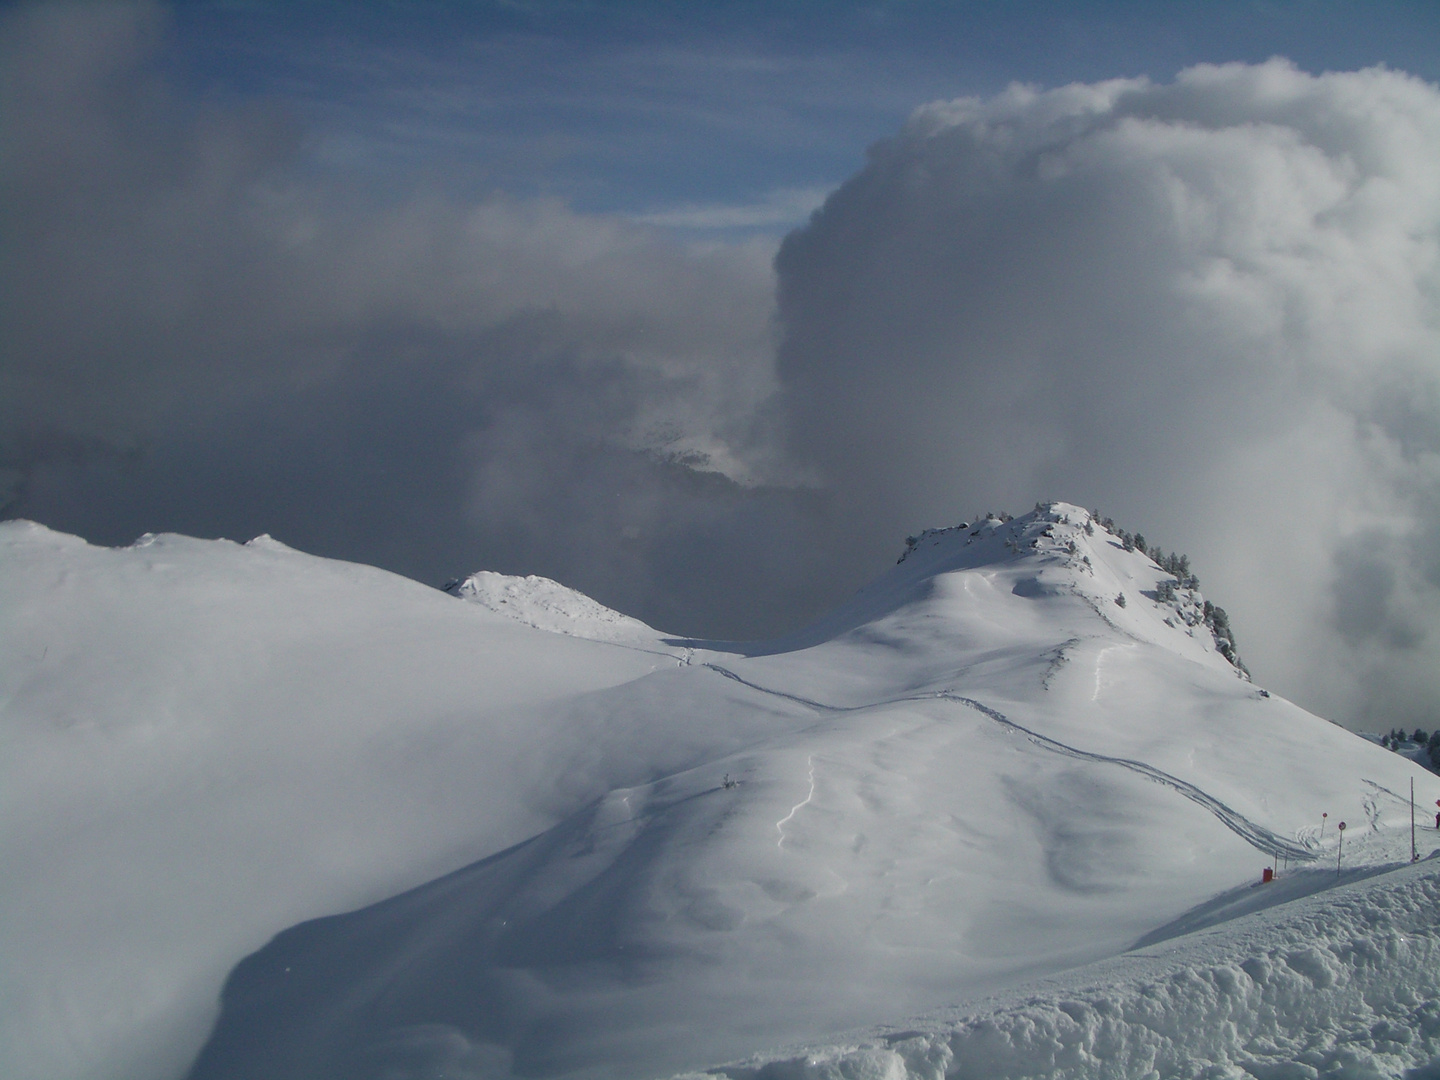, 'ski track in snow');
703,663,847,713
703,663,1317,862
945,696,1317,862
775,755,817,850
